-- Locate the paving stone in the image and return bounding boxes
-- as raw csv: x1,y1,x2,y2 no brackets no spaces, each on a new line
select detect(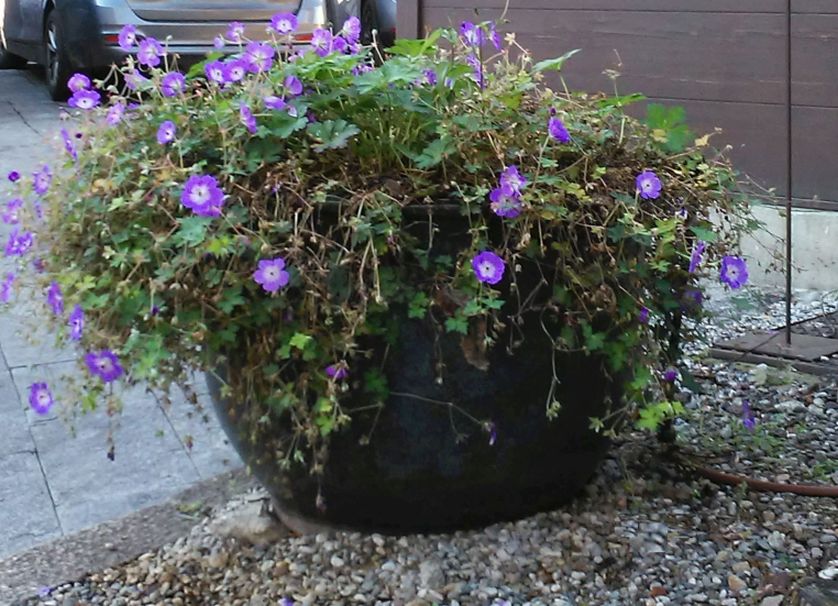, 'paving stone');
14,364,202,534
0,451,61,558
0,369,35,456
158,384,241,480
